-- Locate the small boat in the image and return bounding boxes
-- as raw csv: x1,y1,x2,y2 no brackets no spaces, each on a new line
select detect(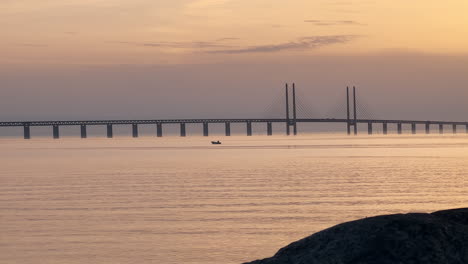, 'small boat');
211,140,222,145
